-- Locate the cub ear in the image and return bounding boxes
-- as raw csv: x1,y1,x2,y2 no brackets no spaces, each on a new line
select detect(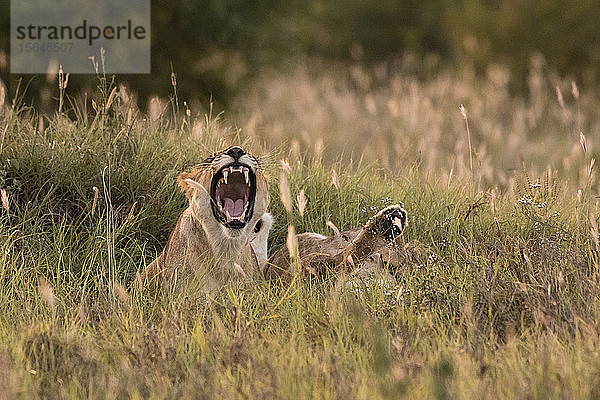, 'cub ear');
177,170,207,199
